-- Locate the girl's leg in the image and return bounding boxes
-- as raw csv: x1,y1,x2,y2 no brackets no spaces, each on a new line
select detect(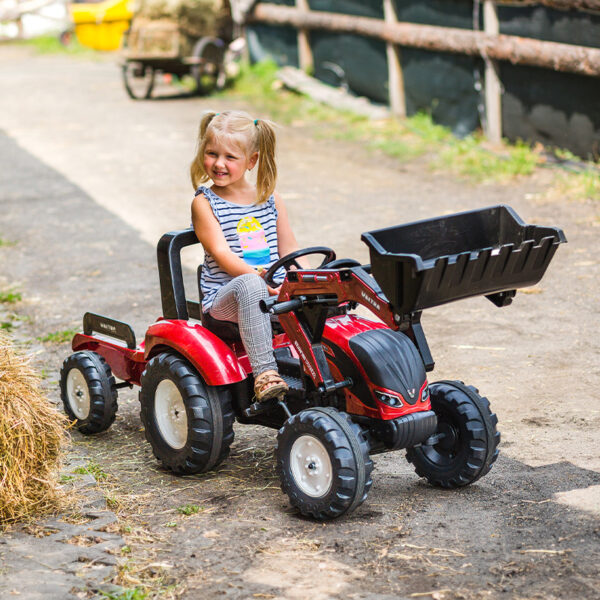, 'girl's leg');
209,273,277,376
